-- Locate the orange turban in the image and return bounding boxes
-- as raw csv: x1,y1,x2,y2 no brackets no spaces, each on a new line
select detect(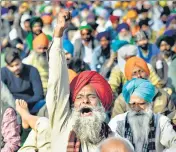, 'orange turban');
42,15,53,25
70,71,113,111
125,57,150,80
33,33,49,50
68,69,77,84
